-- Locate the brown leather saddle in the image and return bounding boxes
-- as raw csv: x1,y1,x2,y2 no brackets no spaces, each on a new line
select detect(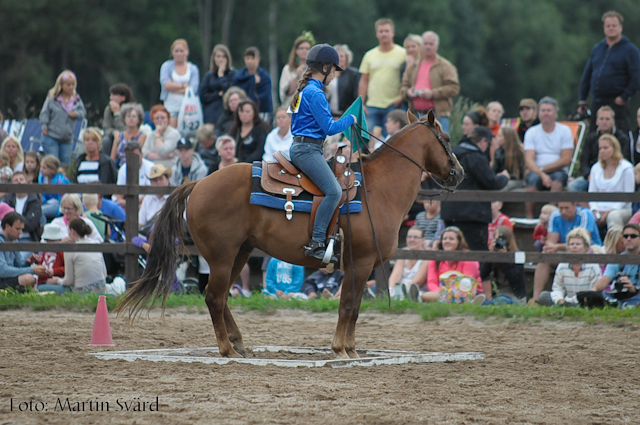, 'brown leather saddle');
260,145,358,238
